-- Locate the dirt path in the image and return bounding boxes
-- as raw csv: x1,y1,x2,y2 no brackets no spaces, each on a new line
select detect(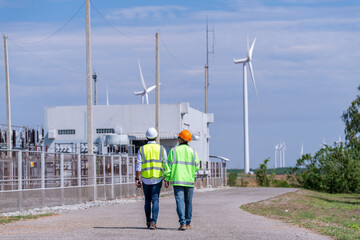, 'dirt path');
0,187,331,240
